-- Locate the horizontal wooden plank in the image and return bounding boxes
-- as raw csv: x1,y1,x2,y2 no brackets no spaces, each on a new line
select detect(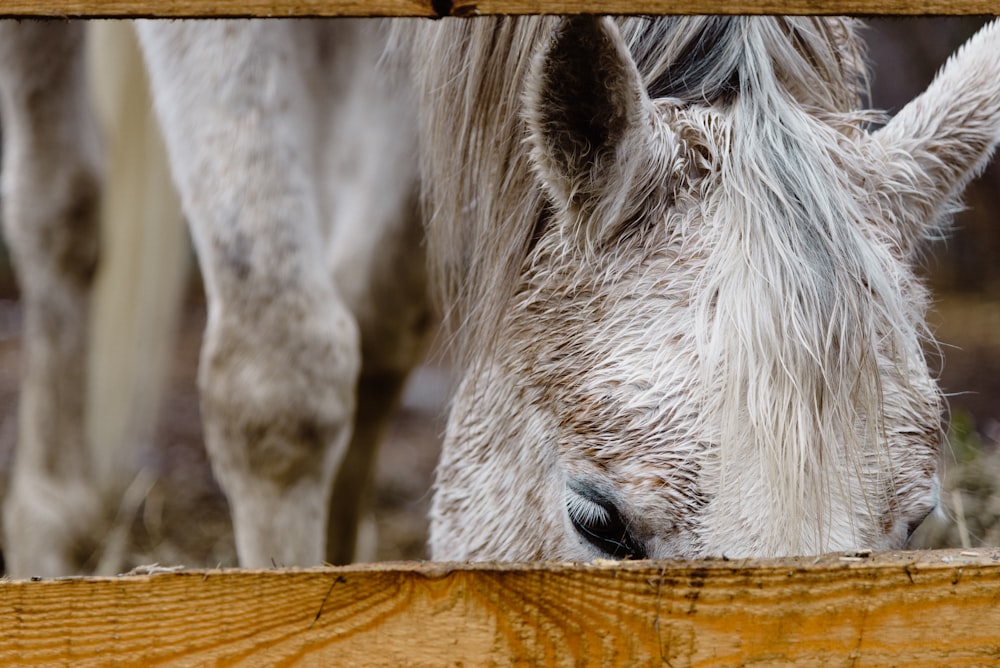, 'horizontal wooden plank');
1,548,999,666
0,0,997,16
